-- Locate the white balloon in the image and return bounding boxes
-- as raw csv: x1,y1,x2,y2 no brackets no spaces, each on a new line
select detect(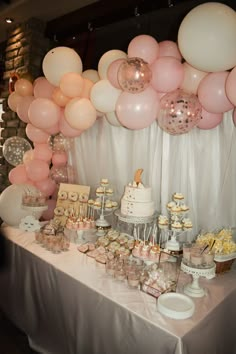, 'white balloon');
42,47,83,86
98,50,127,79
0,184,42,226
178,3,236,72
82,69,100,83
105,111,122,127
90,80,121,113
